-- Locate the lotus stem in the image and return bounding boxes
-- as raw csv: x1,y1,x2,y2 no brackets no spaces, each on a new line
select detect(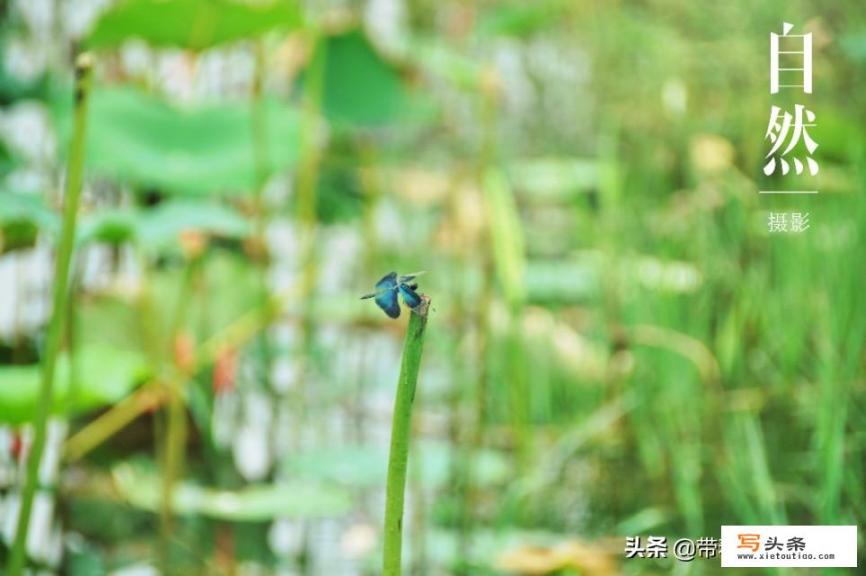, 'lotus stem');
382,298,430,576
7,53,93,576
